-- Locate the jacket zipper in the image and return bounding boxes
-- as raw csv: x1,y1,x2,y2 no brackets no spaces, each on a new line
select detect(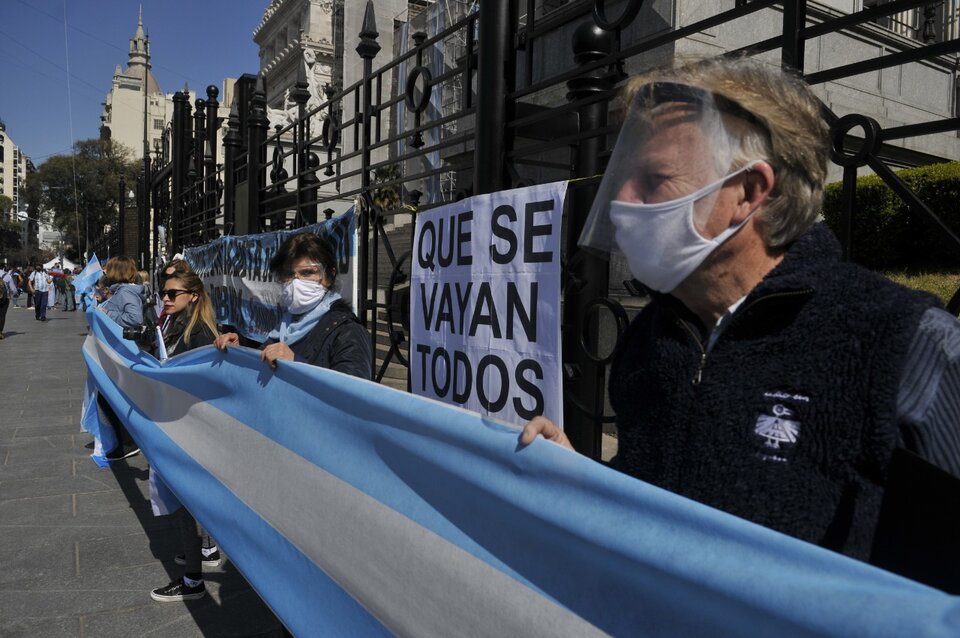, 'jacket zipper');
673,289,813,386
675,317,707,385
